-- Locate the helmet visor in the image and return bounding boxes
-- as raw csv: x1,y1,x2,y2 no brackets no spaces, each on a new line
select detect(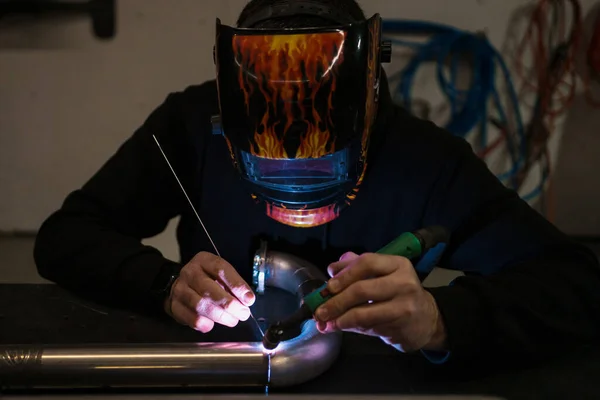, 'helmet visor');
240,148,350,192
